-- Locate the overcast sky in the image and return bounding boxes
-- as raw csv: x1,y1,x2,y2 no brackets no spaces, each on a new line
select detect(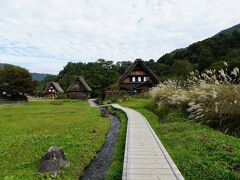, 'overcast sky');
0,0,239,74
